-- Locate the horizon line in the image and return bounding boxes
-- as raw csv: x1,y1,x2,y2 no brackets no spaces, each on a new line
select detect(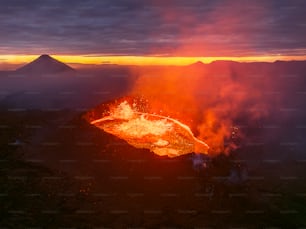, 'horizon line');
1,54,306,70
